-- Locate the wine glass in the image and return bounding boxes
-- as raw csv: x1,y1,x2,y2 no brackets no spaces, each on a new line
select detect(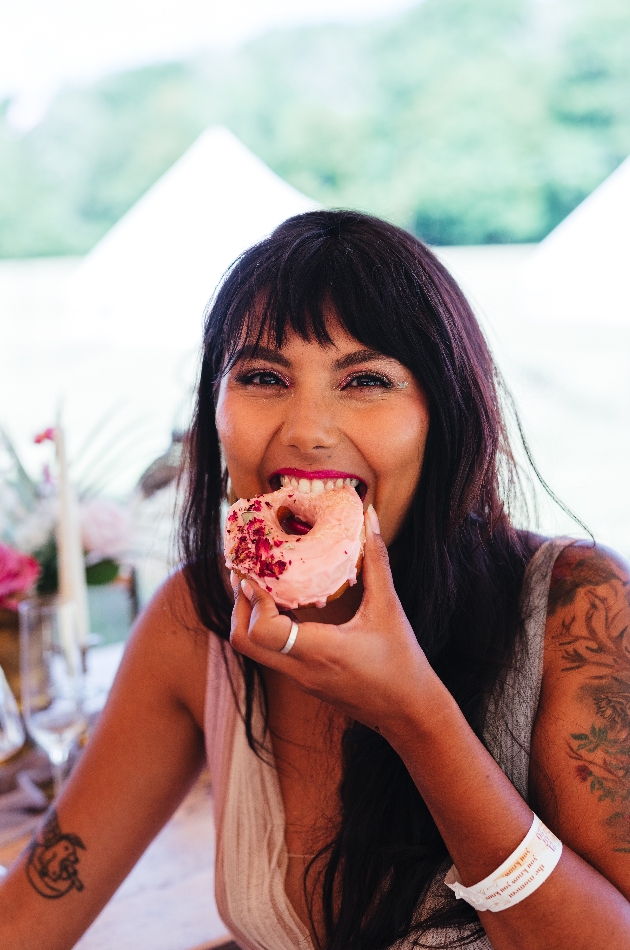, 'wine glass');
0,663,25,762
18,599,87,797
